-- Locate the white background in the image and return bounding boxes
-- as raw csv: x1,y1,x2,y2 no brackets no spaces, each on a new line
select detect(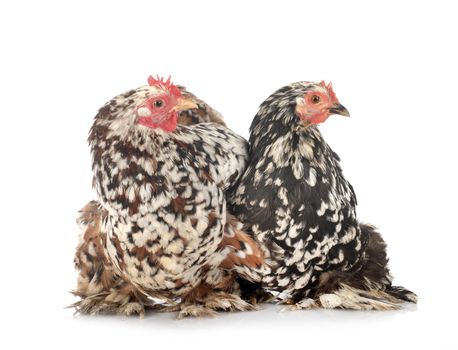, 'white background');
1,0,457,349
